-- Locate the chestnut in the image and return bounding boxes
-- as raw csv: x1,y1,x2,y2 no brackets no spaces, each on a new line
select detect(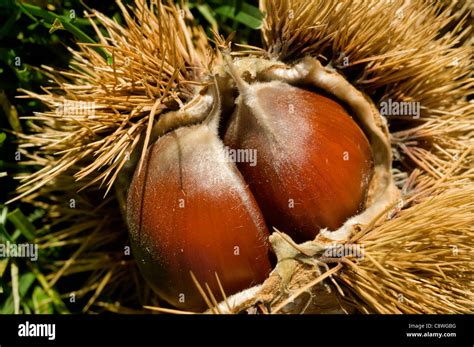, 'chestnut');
126,122,272,311
224,81,374,242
